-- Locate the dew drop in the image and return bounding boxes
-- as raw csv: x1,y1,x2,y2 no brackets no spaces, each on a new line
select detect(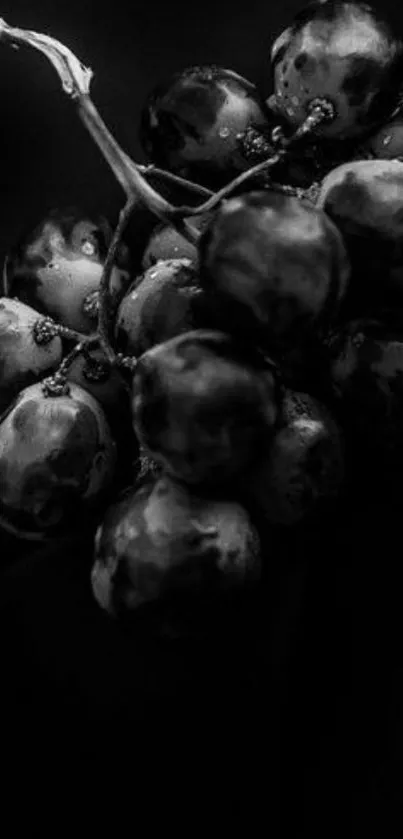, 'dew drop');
82,240,96,256
219,126,230,138
271,126,284,144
